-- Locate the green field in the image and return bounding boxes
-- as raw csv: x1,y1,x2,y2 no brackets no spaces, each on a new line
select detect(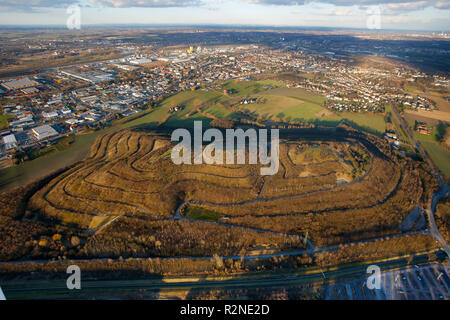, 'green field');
202,105,239,119
223,79,285,95
0,130,106,191
184,206,222,221
27,135,76,160
123,90,223,130
0,111,10,130
340,113,386,136
124,82,386,135
404,119,450,181
265,87,326,105
385,105,409,143
419,140,450,181
243,92,328,122
412,128,441,143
